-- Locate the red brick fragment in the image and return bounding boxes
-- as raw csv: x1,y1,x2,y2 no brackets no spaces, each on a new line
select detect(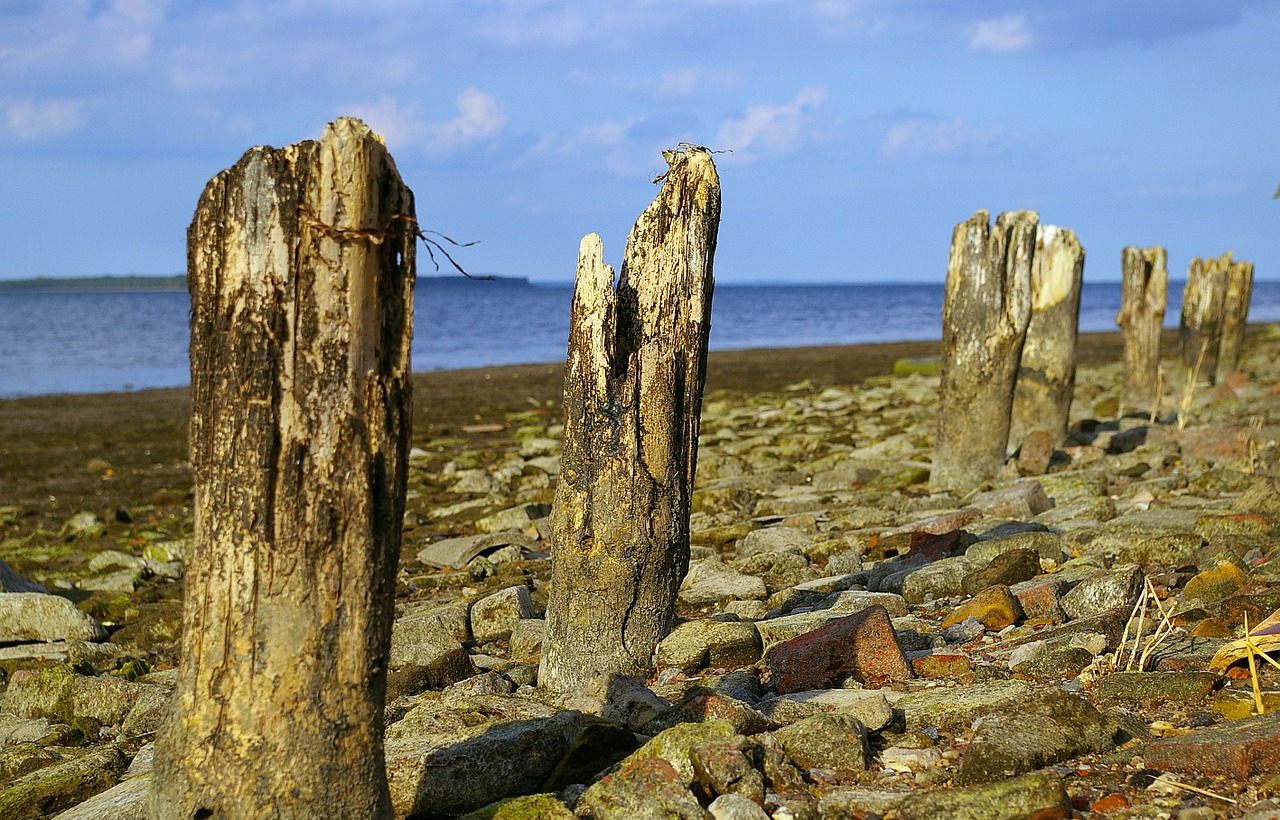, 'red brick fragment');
1144,712,1280,779
906,529,974,562
766,604,913,694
